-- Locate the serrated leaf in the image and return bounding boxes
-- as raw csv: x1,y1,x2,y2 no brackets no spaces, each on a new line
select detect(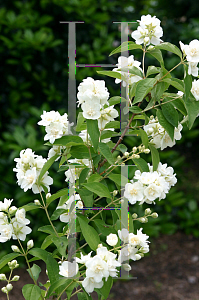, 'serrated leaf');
109,41,142,56
50,208,66,221
27,264,41,282
184,96,199,129
129,106,142,114
108,173,127,186
83,182,112,199
77,189,93,207
117,66,143,78
134,78,156,104
79,168,90,187
51,236,68,257
20,203,39,212
149,144,160,171
184,66,192,100
154,42,182,58
76,112,86,132
46,254,59,284
38,225,56,235
98,142,114,164
93,219,116,236
47,188,68,205
162,78,185,92
161,100,179,127
96,277,113,299
156,109,175,140
139,128,149,147
53,135,83,146
70,145,96,159
118,144,127,153
170,97,187,115
46,278,72,298
87,173,102,183
108,96,127,106
146,66,160,77
132,158,149,172
29,248,50,263
78,215,100,250
104,121,121,129
38,154,58,184
97,70,126,82
147,47,164,64
87,119,100,151
41,235,53,250
22,284,42,300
